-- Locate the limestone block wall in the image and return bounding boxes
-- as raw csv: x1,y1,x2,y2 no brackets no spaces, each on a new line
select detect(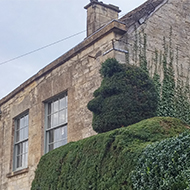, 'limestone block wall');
124,0,190,80
0,30,123,190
